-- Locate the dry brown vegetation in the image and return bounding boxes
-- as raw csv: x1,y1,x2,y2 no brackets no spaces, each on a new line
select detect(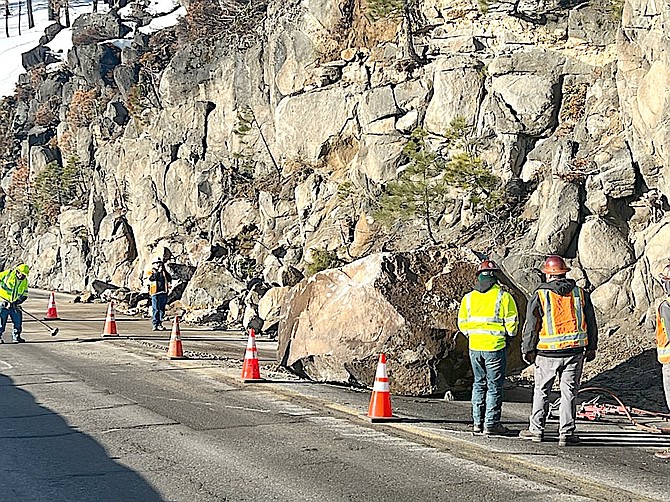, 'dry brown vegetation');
177,0,268,46
6,157,30,219
66,88,100,127
34,96,61,126
318,0,400,62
